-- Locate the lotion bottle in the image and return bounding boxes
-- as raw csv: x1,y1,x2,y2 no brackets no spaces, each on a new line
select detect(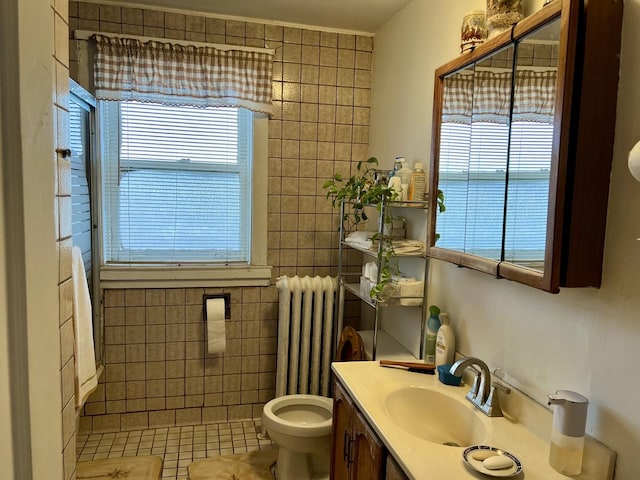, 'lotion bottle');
407,162,427,201
435,312,455,366
548,390,588,476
